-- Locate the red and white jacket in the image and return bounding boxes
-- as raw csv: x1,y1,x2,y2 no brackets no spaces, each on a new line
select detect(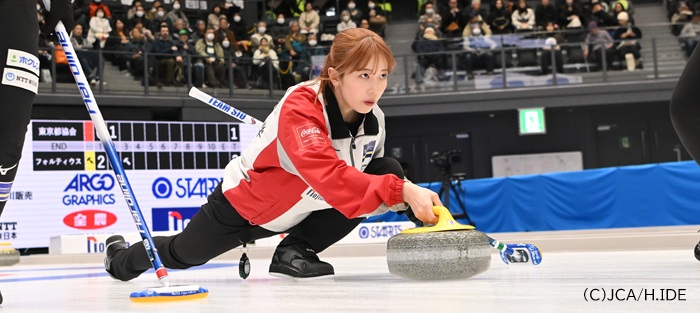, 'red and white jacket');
221,81,407,232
